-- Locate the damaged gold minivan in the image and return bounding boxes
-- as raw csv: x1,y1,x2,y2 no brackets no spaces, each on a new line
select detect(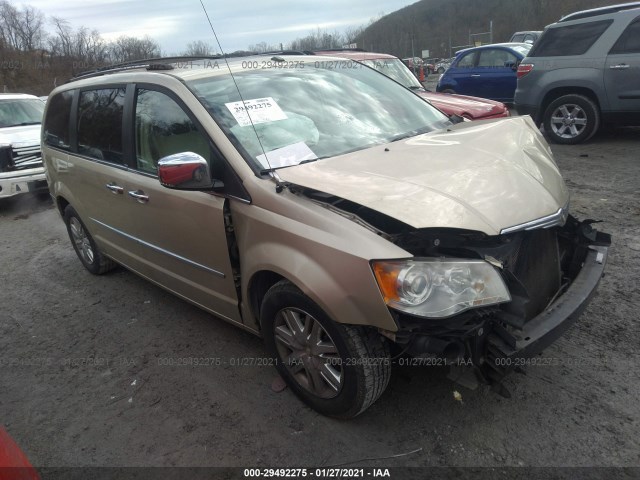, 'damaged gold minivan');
42,56,610,418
